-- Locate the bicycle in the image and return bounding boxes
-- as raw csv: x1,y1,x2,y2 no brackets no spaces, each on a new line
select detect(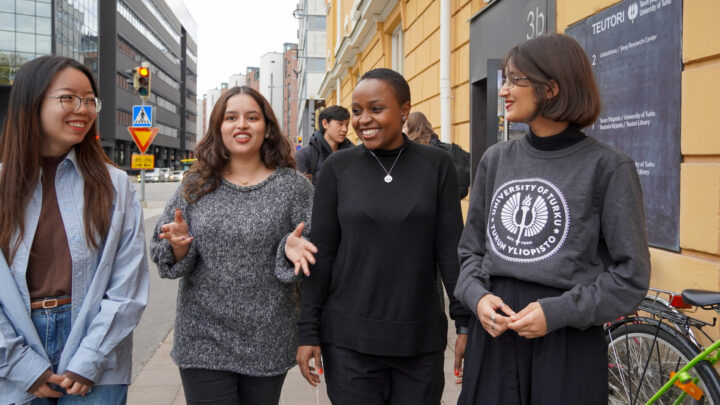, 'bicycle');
605,287,720,404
